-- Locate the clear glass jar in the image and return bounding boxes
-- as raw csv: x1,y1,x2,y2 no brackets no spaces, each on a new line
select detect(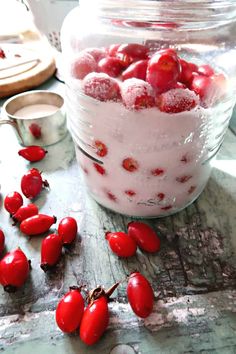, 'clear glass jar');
61,0,236,217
